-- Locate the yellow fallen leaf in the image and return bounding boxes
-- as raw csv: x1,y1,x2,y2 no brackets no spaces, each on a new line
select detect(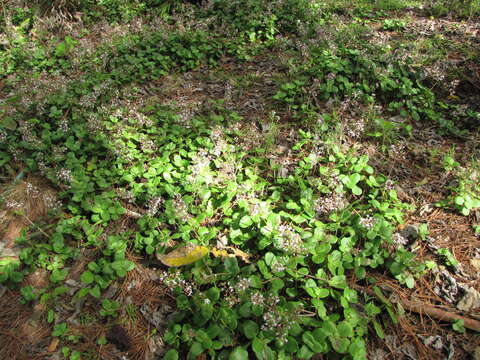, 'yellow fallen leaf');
157,244,209,267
